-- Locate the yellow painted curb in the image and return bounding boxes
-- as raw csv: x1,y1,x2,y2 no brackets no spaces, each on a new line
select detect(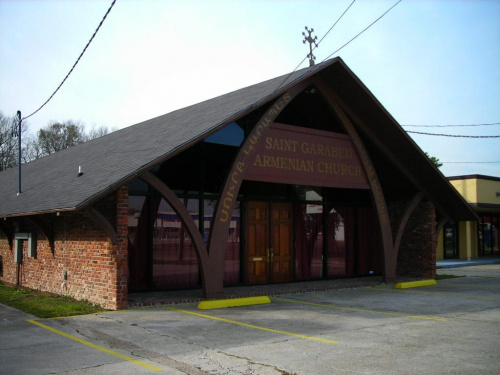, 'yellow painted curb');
395,279,437,289
198,296,271,310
